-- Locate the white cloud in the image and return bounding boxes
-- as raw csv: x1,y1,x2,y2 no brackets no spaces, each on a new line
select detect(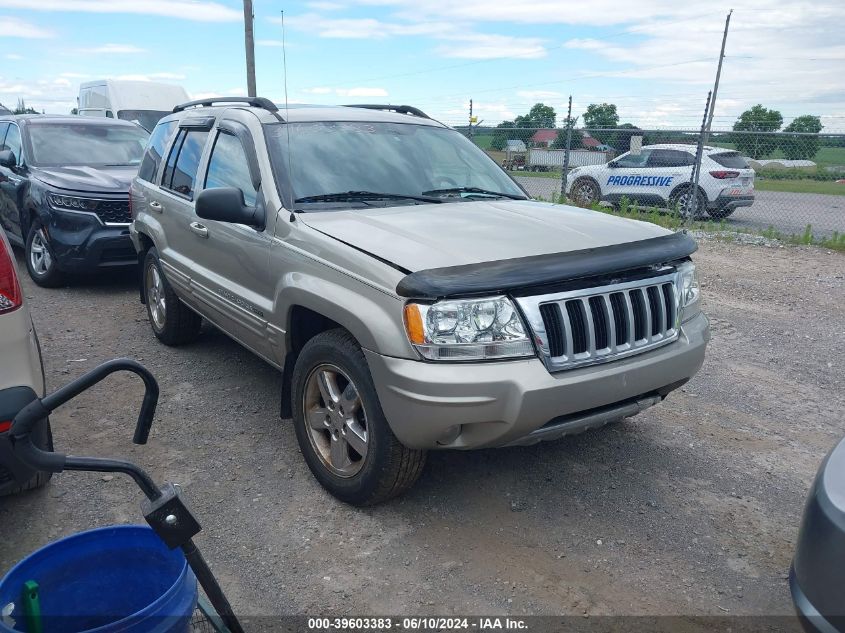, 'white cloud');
5,53,23,60
306,1,345,10
335,87,388,97
435,34,546,60
79,43,146,54
0,0,241,21
302,87,334,94
0,15,53,38
279,13,455,39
